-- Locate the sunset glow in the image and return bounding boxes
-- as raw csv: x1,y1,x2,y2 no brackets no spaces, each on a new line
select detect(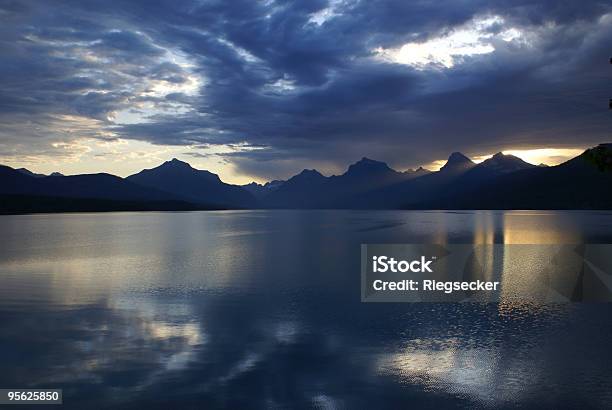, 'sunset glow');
426,147,586,171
